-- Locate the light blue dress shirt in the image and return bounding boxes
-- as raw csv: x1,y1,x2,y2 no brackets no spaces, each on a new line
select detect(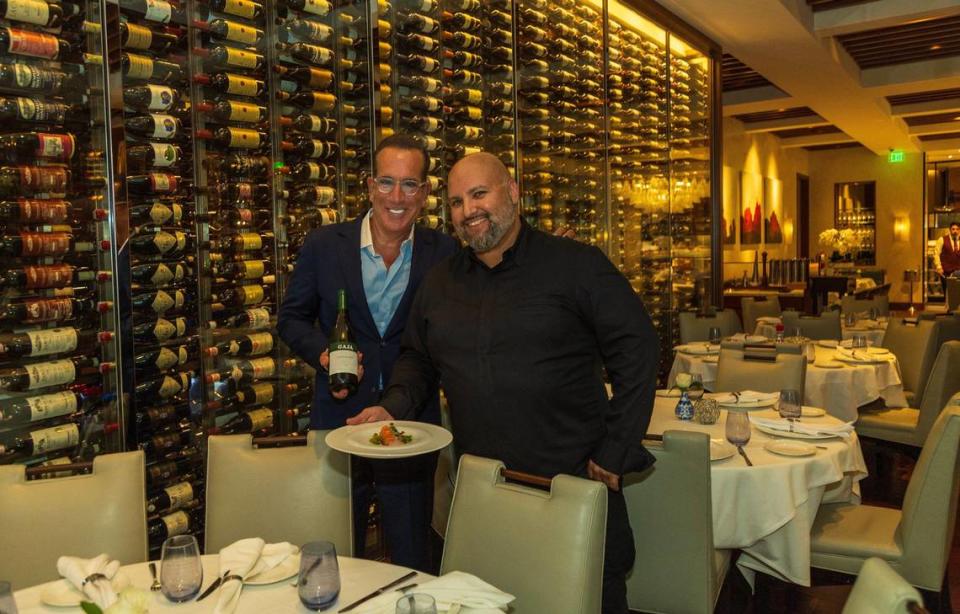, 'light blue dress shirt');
360,210,414,339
